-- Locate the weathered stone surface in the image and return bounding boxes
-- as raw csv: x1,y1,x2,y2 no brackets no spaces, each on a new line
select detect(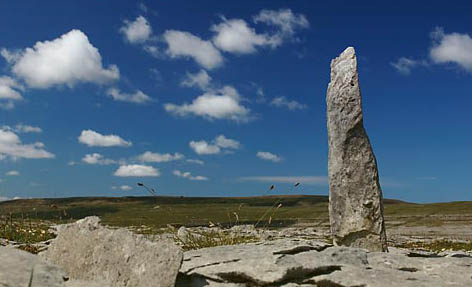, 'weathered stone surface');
40,216,183,287
0,246,67,287
326,46,388,251
177,238,472,286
